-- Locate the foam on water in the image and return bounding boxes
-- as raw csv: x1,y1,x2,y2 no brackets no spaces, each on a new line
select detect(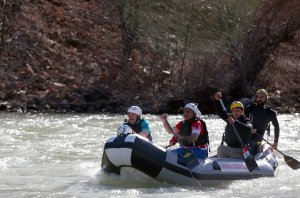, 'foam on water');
0,112,299,197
